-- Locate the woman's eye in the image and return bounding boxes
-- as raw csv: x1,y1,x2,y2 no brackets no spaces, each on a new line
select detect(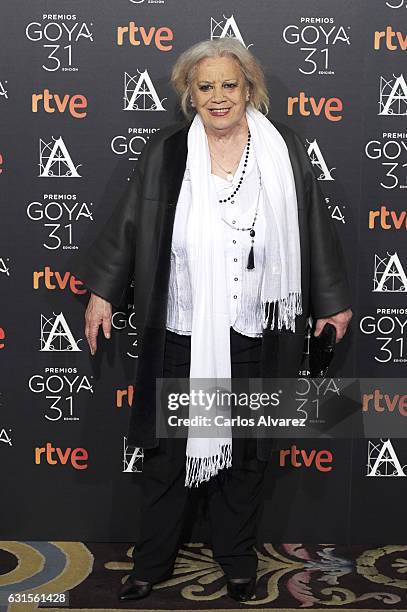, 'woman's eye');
198,83,237,92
